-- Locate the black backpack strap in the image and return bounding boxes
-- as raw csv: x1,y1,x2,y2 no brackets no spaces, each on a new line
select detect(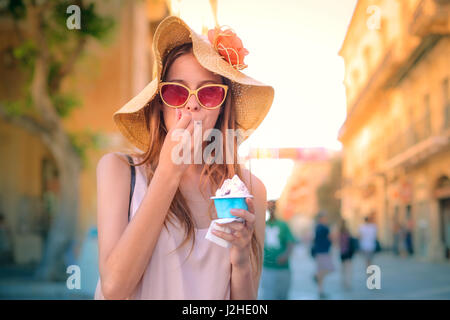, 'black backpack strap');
124,154,136,222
